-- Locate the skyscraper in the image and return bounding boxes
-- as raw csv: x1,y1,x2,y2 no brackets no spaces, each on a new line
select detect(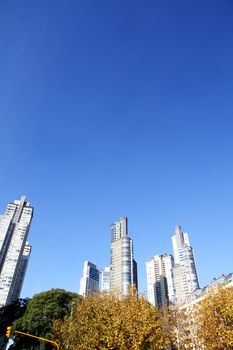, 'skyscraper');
99,267,110,292
172,225,199,305
9,242,32,303
79,261,99,297
110,217,137,296
146,254,175,308
0,196,33,307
